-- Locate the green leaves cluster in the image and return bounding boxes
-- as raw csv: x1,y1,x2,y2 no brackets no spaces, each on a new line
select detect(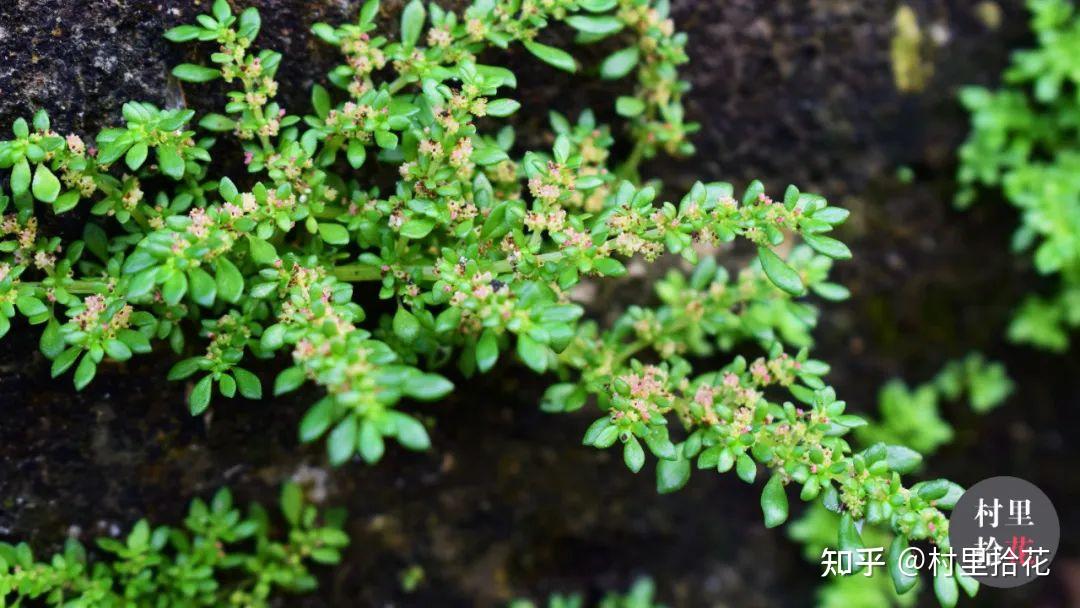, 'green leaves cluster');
857,353,1012,455
958,0,1080,351
510,577,666,608
0,484,348,607
789,353,1011,607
